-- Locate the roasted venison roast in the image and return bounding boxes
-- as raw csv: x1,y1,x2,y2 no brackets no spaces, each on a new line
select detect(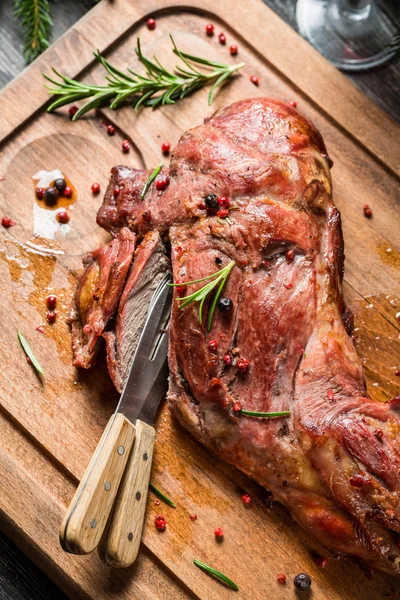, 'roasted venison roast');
71,98,400,576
